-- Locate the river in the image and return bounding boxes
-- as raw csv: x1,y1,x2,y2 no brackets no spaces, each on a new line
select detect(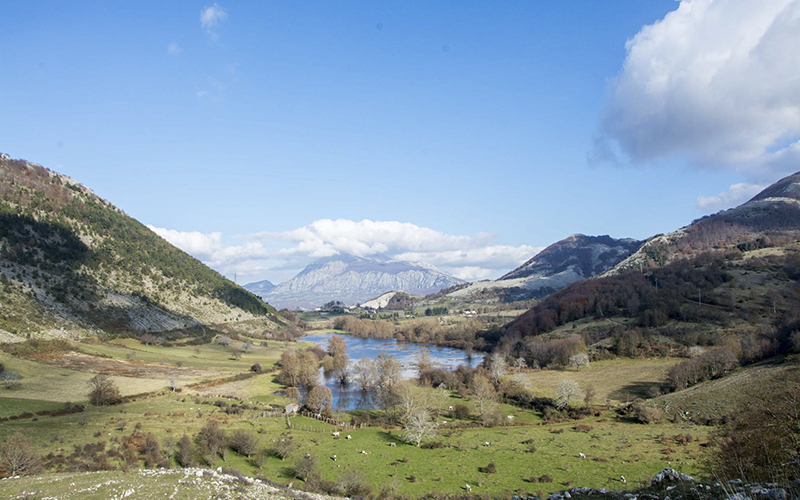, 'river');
300,332,484,411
